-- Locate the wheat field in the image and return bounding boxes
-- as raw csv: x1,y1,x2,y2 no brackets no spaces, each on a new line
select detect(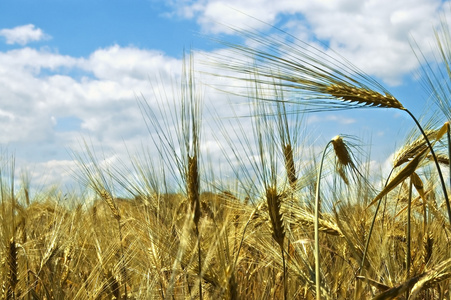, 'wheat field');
3,22,451,300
